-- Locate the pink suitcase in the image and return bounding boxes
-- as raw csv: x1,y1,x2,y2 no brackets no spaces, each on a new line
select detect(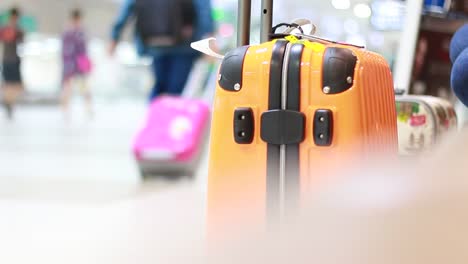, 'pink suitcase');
133,96,211,176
